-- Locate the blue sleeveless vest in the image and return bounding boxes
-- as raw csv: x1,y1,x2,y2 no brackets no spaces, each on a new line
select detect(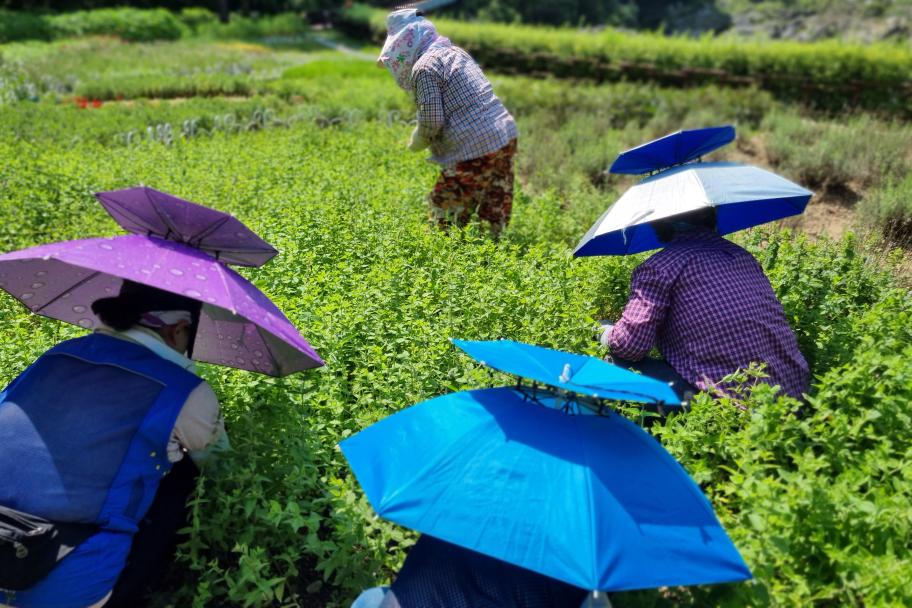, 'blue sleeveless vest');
0,333,202,533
